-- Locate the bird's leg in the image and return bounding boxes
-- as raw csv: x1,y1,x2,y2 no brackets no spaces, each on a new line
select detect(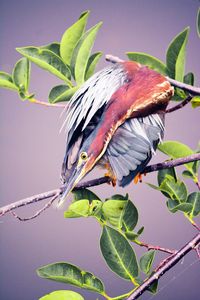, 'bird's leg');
134,172,146,184
104,163,117,187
